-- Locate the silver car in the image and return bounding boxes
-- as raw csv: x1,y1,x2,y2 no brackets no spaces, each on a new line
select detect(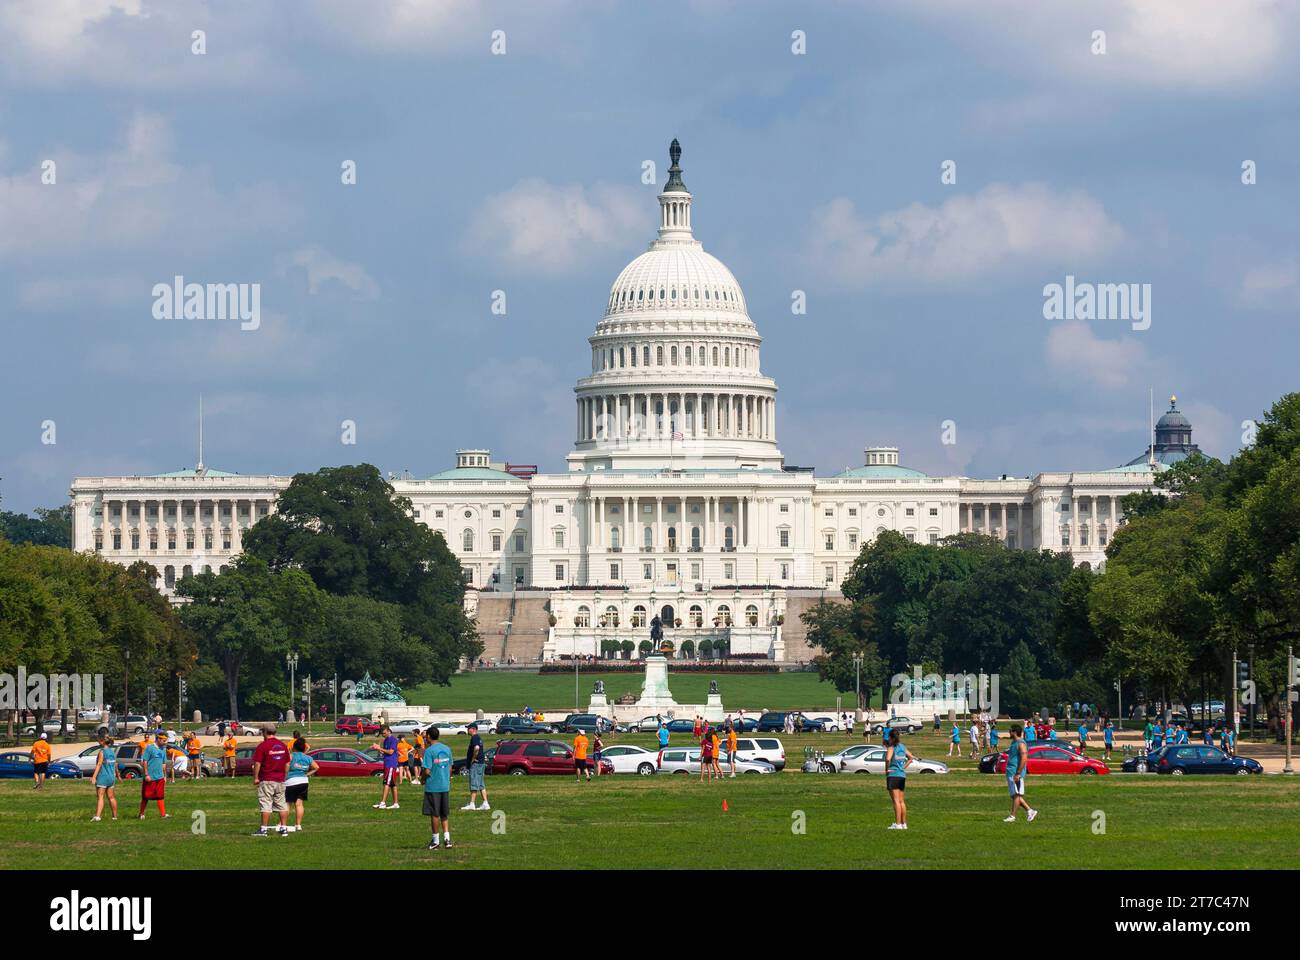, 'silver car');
839,746,948,775
655,747,775,775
